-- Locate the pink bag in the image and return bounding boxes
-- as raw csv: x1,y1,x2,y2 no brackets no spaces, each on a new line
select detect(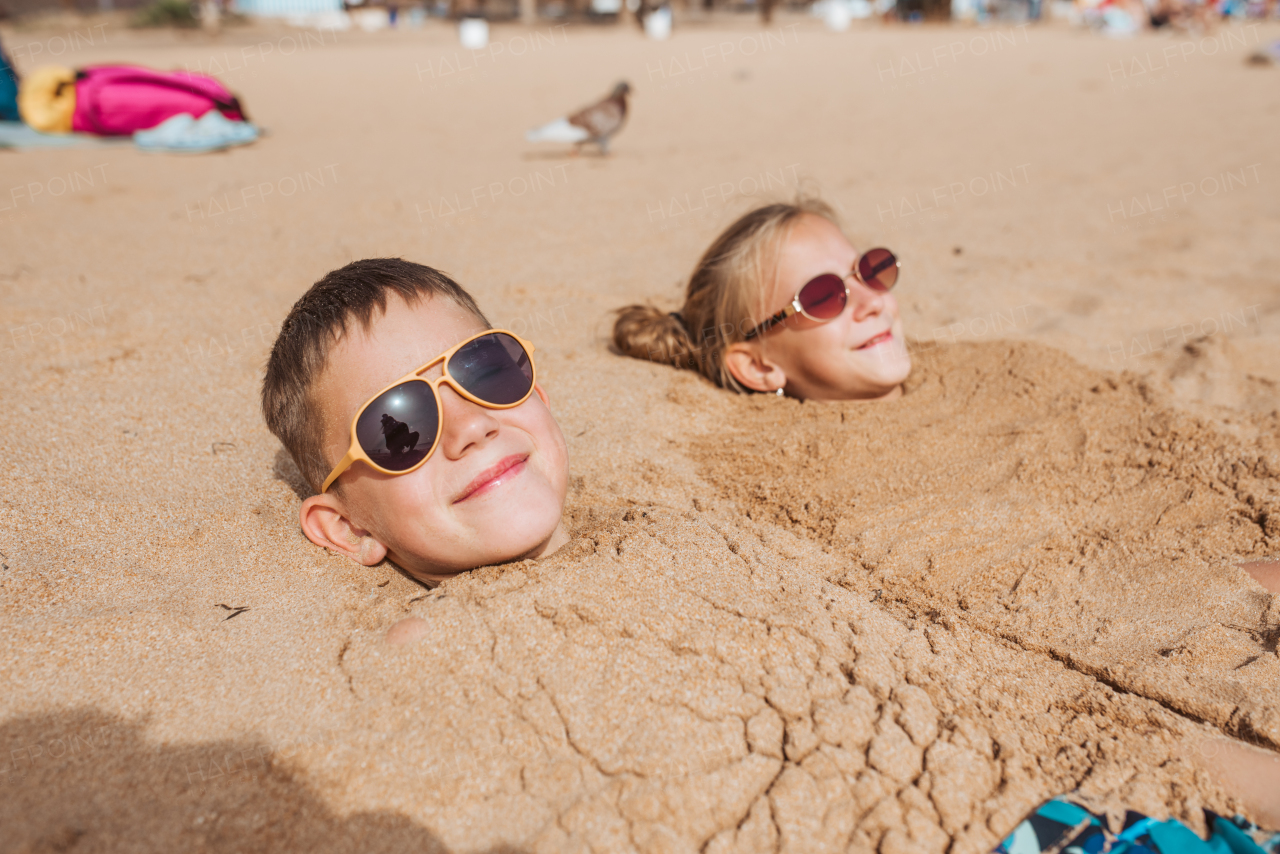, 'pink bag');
71,65,247,136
